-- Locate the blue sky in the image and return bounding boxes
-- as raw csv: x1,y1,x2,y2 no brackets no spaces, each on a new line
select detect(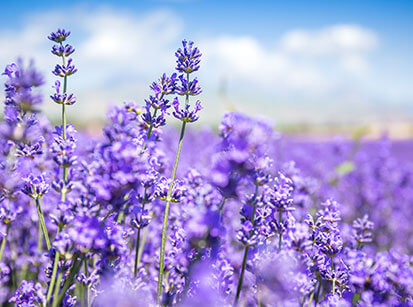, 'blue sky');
1,0,413,125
